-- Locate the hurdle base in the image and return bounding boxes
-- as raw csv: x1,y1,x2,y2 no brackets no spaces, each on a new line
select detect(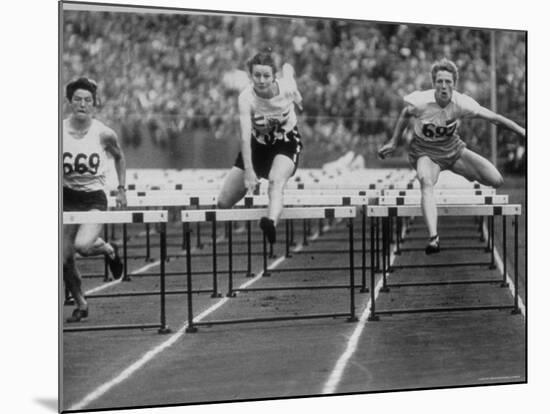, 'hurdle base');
380,286,390,293
500,282,510,288
367,314,380,321
226,292,237,298
360,288,370,293
211,292,223,298
122,276,132,282
346,316,359,322
246,272,255,278
146,257,156,263
185,325,198,333
158,326,172,334
511,308,522,315
263,271,271,277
